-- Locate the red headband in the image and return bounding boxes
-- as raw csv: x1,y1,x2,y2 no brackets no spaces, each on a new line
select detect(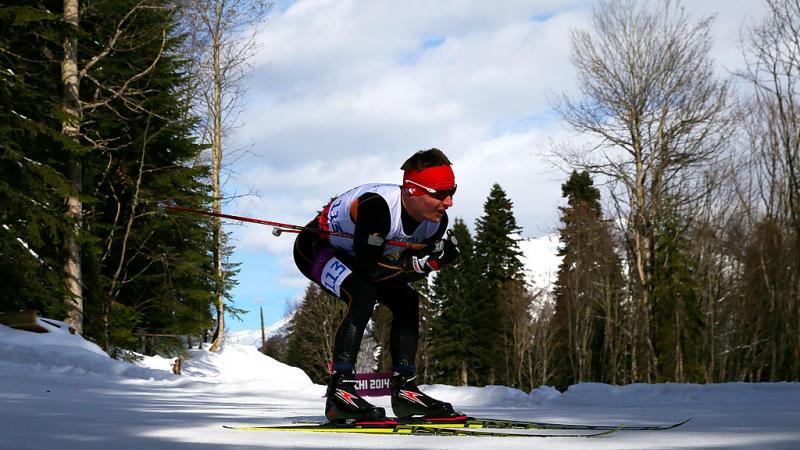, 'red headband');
403,165,455,193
